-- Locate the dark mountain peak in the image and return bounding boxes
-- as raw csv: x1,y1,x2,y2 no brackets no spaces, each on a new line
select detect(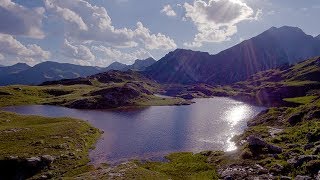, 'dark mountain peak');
171,48,209,55
133,57,156,65
257,26,313,39
104,61,128,71
134,57,155,63
10,62,31,69
267,26,304,33
110,61,125,66
163,49,210,61
316,34,320,40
